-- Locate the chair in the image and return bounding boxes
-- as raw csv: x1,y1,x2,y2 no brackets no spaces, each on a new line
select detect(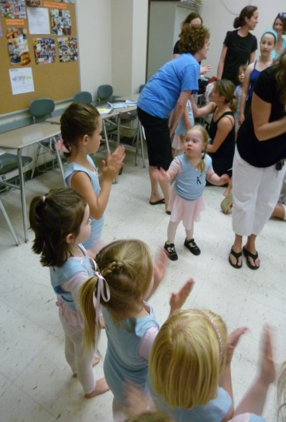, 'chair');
97,84,113,105
29,98,58,178
73,91,92,104
0,152,33,245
